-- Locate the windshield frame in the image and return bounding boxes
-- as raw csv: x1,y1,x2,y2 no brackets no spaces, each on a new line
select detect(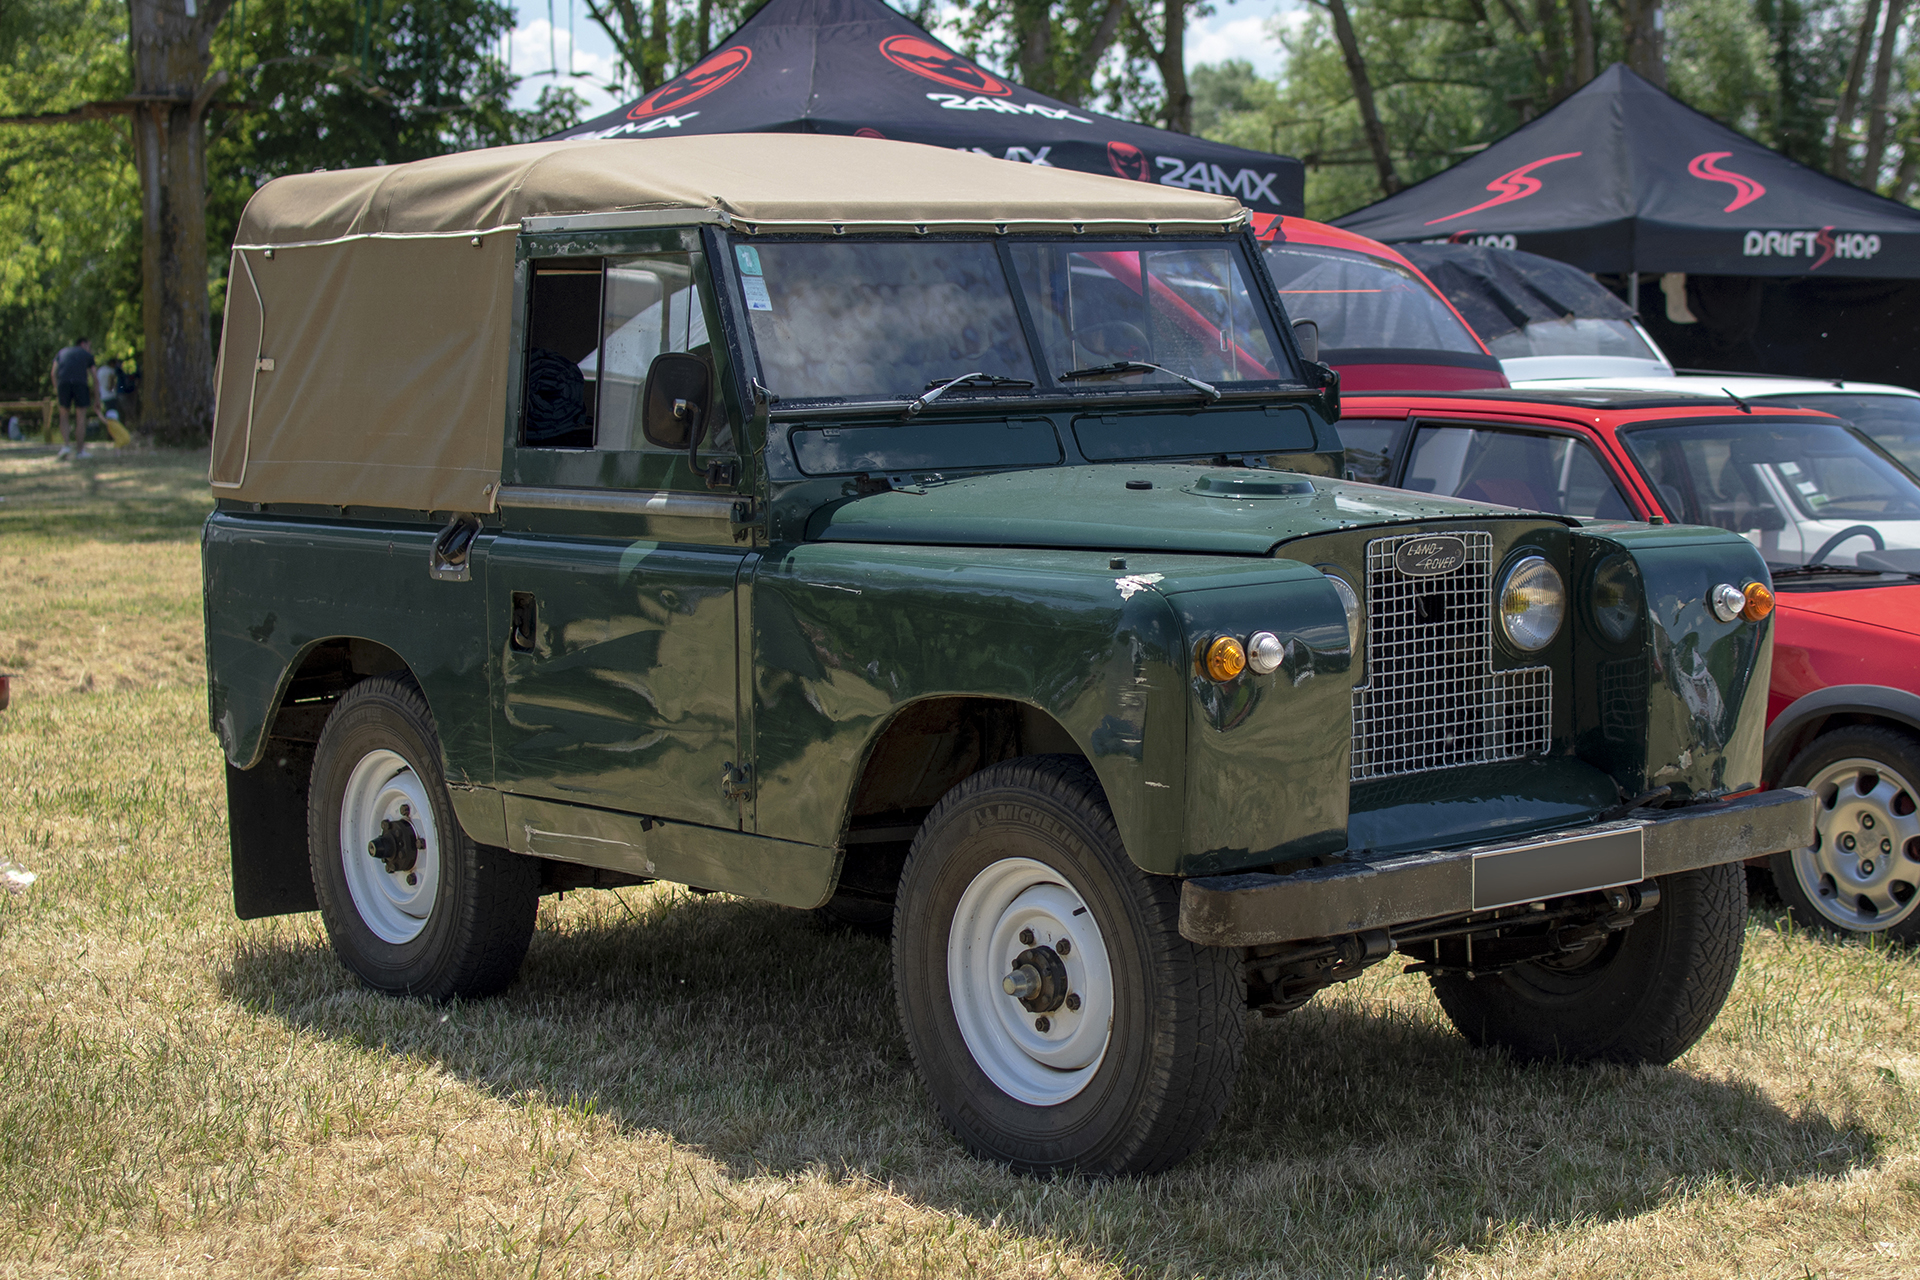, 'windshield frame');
718,229,1312,417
